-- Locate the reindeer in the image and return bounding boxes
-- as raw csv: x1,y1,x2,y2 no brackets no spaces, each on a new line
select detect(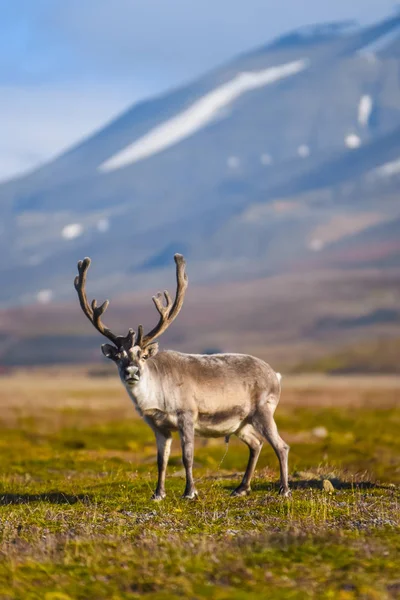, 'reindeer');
74,254,290,500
